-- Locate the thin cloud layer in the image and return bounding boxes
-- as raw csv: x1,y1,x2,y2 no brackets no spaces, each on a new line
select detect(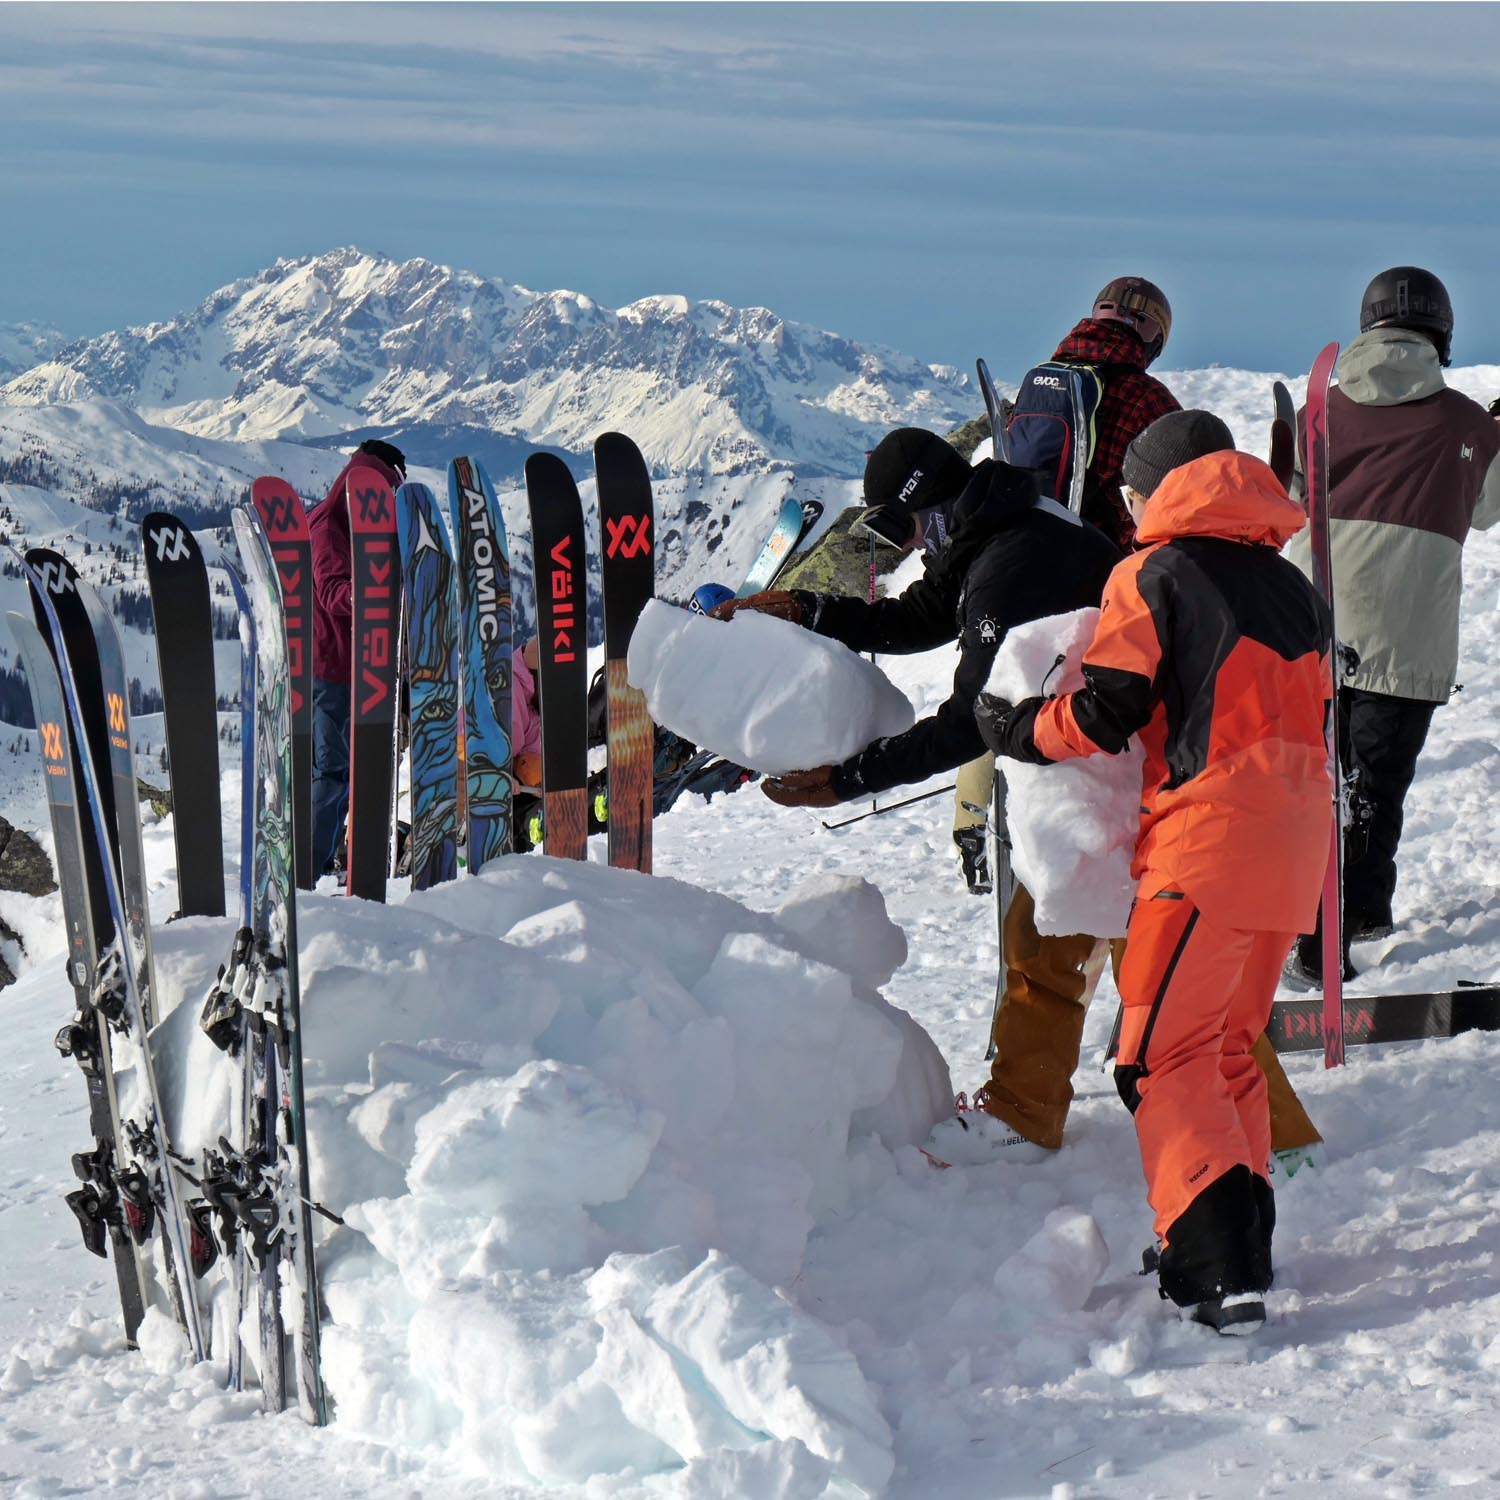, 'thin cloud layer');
2,4,1498,369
